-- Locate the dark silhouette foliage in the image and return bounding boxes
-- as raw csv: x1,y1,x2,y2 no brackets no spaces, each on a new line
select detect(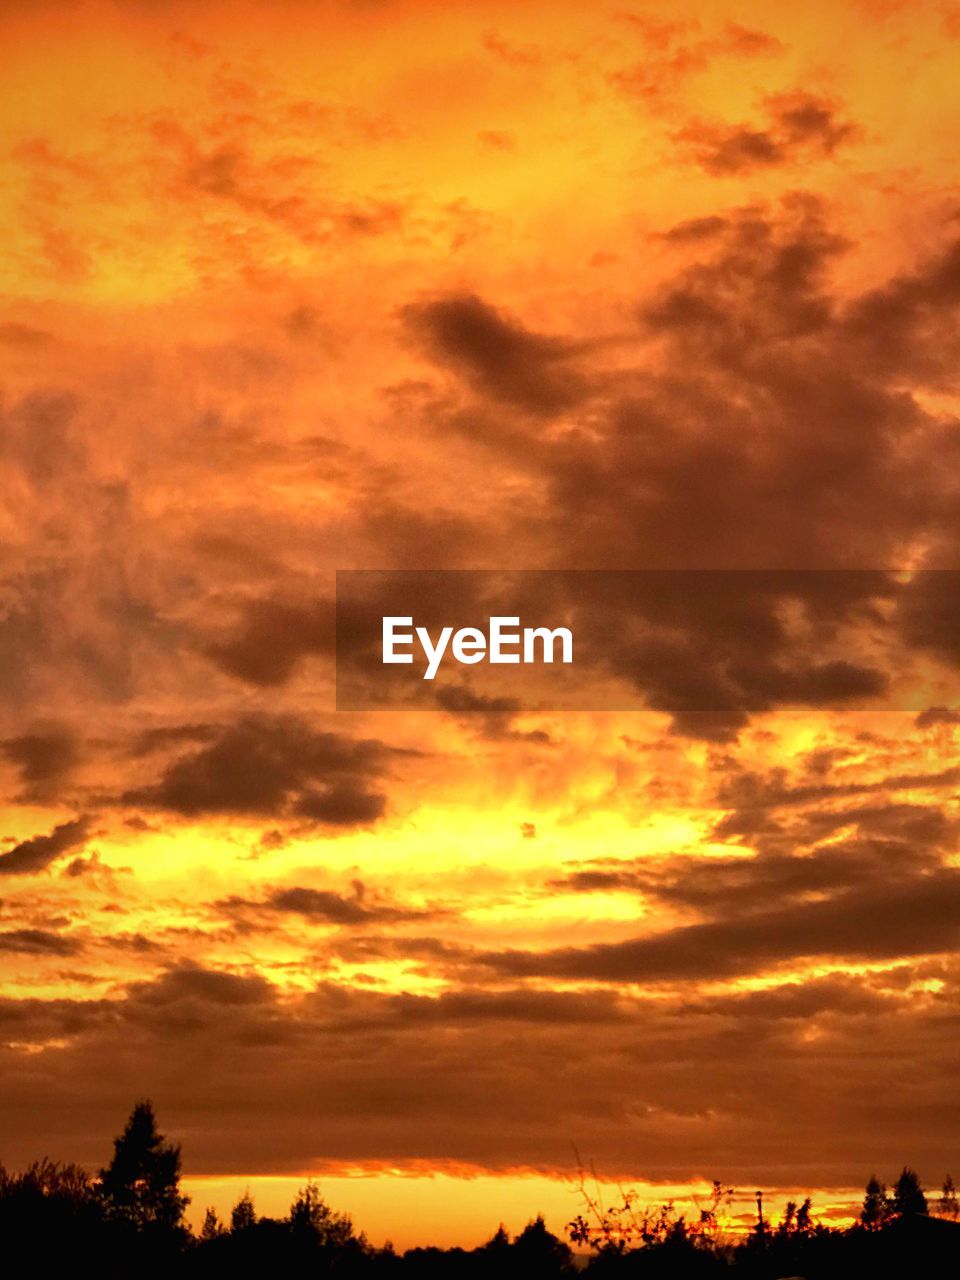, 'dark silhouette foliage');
940,1173,959,1220
1,1110,959,1280
860,1174,891,1230
98,1100,189,1232
892,1165,928,1217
